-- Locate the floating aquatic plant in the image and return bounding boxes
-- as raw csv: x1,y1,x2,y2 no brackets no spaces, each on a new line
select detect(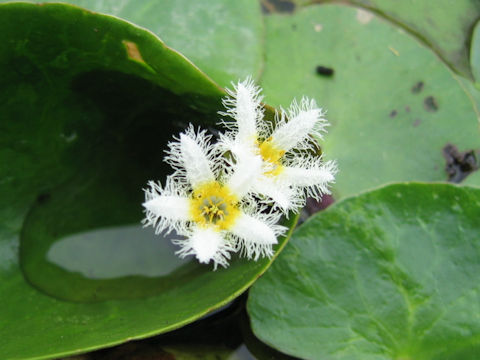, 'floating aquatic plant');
143,79,336,269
